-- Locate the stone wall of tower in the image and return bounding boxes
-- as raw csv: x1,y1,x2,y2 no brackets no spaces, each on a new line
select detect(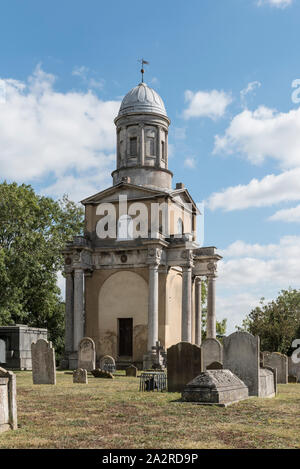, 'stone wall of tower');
113,110,173,189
